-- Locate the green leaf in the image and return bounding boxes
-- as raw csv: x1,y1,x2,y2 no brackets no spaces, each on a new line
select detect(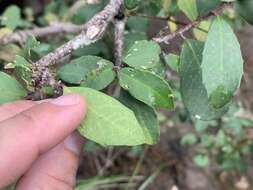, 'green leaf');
119,90,160,144
1,5,23,30
124,0,140,9
21,36,40,59
0,44,20,62
179,39,229,120
164,53,180,72
162,0,172,14
196,0,221,16
73,41,108,57
80,67,116,91
41,86,54,97
118,68,174,109
194,120,217,132
178,0,198,21
200,134,214,148
0,72,26,104
123,40,161,69
126,17,149,32
202,17,243,109
124,32,147,51
65,87,148,146
148,61,166,78
193,20,211,41
71,3,103,24
215,130,227,147
13,55,33,88
58,56,116,90
180,133,198,145
31,43,53,58
236,0,253,25
193,154,209,167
